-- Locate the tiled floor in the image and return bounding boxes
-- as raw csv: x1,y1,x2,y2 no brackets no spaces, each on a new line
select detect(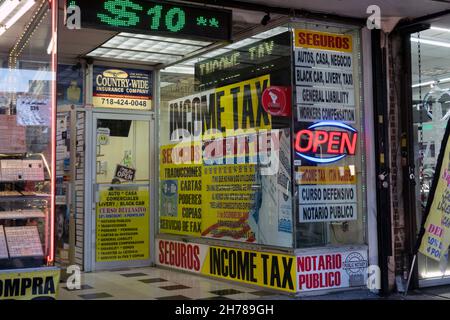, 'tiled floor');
57,267,285,300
